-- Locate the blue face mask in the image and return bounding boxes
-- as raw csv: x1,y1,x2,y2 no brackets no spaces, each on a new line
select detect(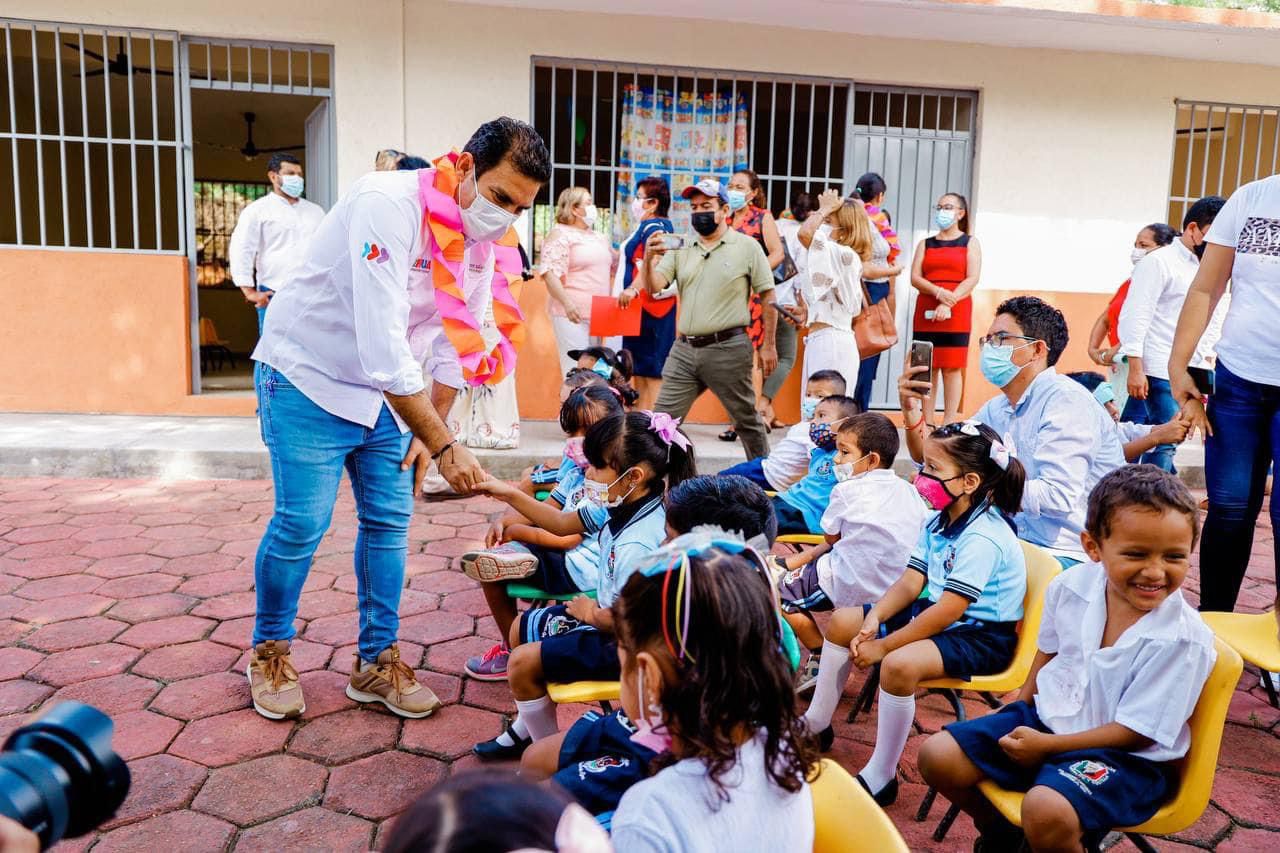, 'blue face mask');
934,208,957,230
279,174,304,198
1092,382,1116,407
800,396,821,421
727,190,748,212
591,358,613,379
979,341,1033,388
